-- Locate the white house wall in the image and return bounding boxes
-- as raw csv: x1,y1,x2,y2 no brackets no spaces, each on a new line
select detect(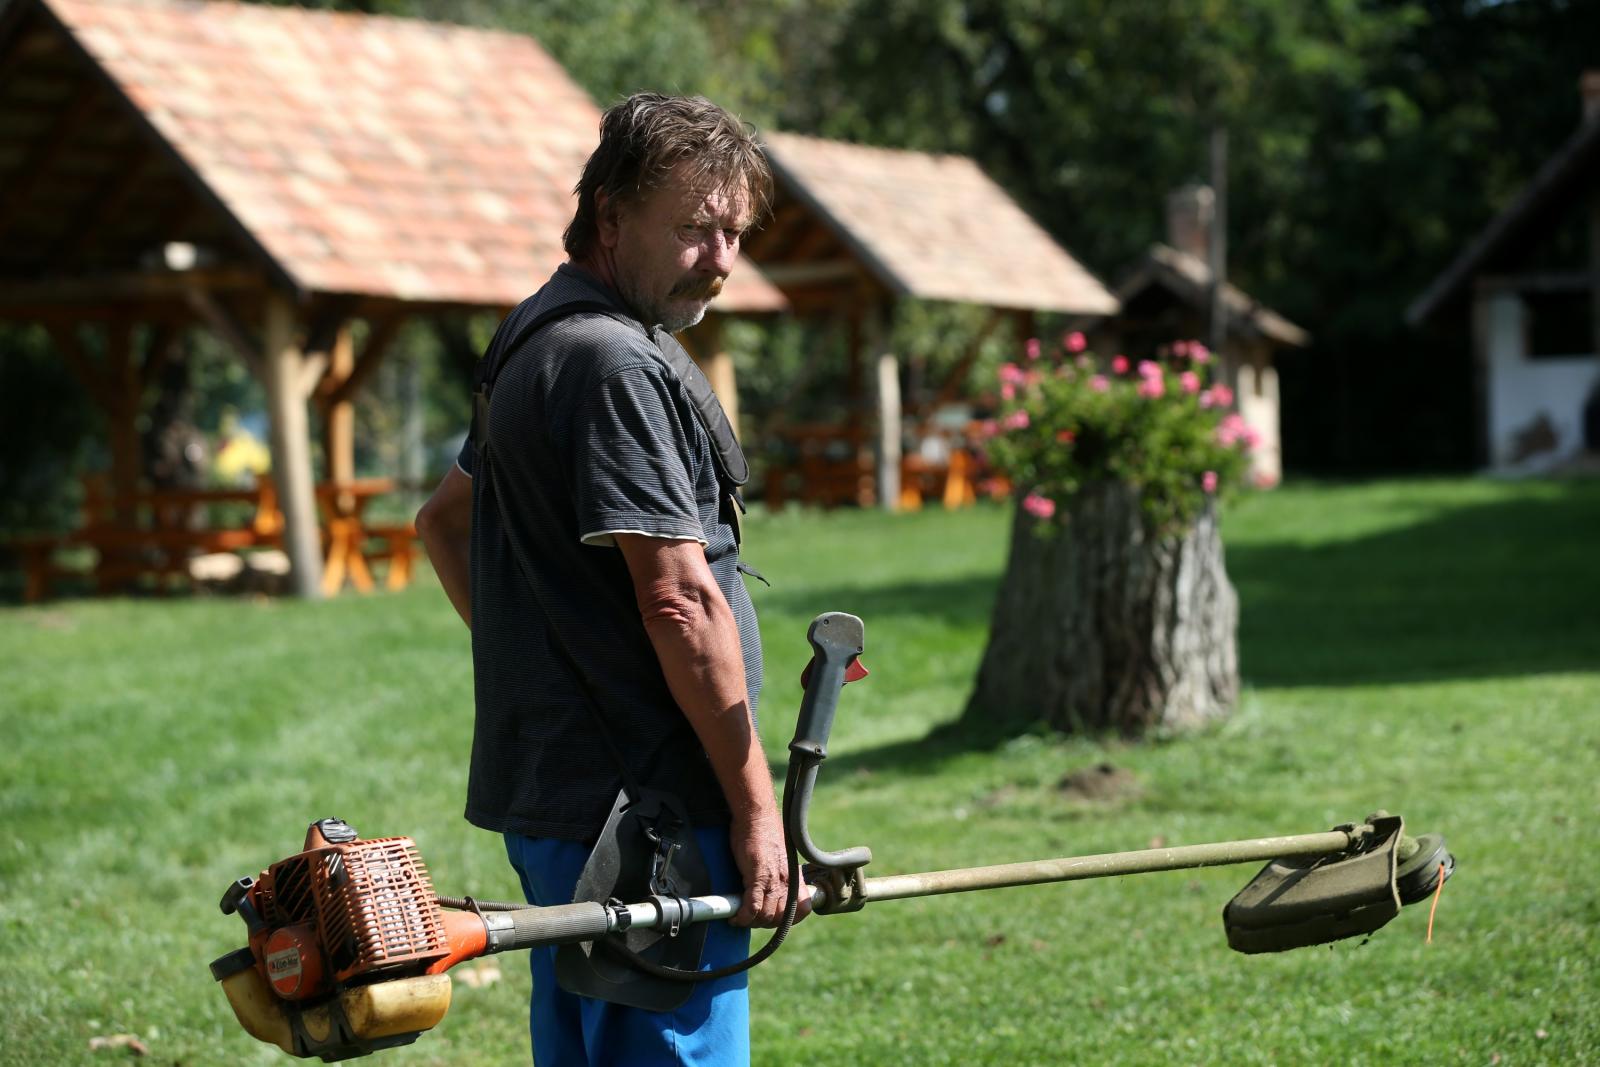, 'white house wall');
1484,291,1600,471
